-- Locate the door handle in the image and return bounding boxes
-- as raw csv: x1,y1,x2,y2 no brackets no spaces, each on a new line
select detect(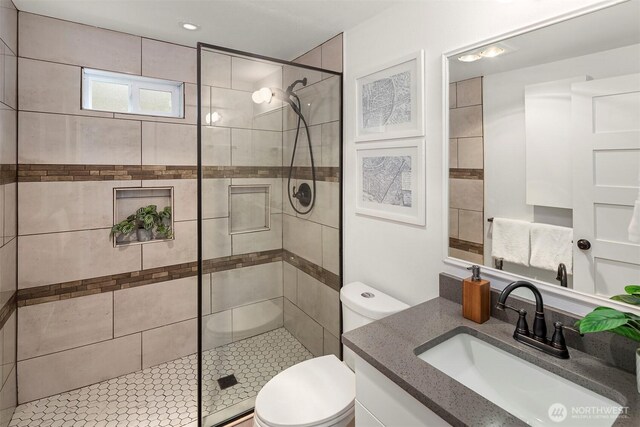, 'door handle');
577,239,591,250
